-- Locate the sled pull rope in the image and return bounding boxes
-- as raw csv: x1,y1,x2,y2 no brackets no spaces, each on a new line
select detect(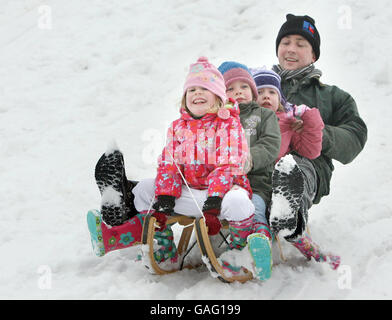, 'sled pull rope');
144,181,194,228
146,193,155,214
166,148,205,219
